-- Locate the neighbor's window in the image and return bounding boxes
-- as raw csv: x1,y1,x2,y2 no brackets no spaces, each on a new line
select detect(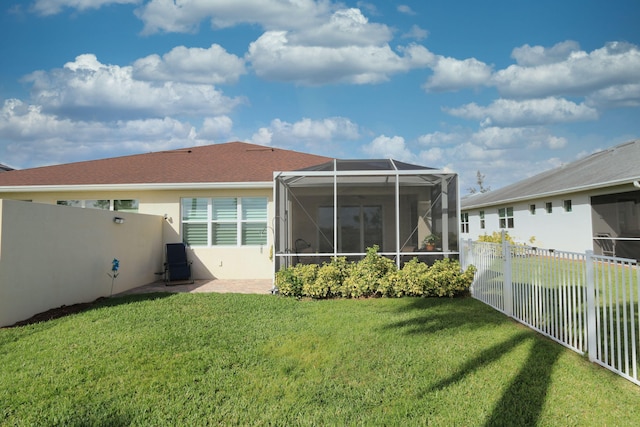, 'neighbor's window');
57,199,138,212
546,202,553,213
498,207,514,229
181,197,267,247
479,210,485,229
563,200,572,212
115,199,139,212
529,204,536,215
461,212,469,233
